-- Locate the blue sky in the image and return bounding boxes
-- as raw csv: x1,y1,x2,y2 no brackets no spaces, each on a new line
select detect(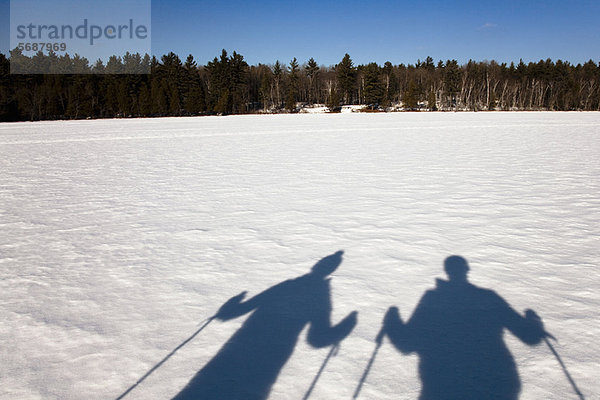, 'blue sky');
1,0,599,66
